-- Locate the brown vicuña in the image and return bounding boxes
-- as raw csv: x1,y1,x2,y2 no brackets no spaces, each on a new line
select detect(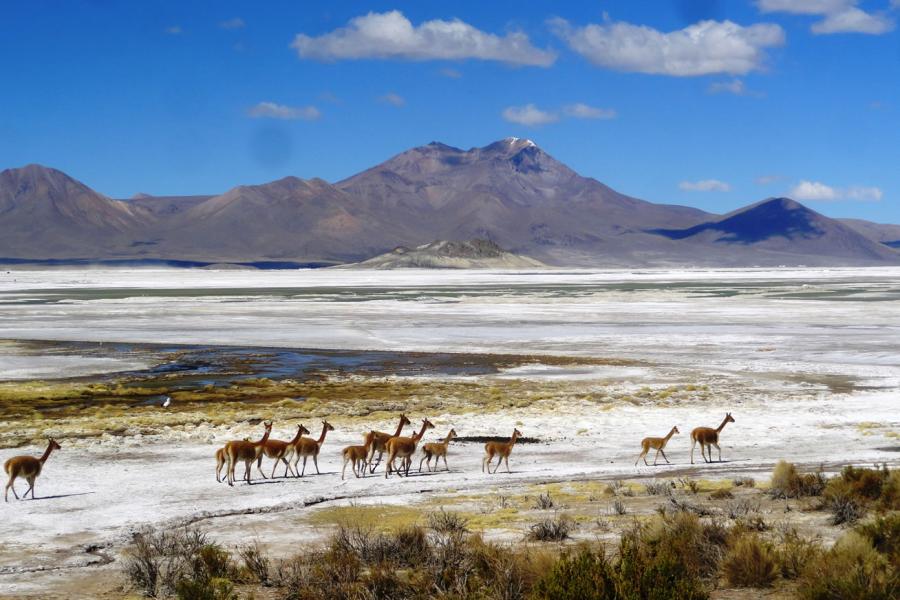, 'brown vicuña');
291,420,334,477
257,424,310,479
635,425,679,466
365,413,411,473
385,418,434,478
216,436,251,483
341,437,373,480
482,428,521,474
225,421,272,486
691,413,735,464
4,438,61,502
419,428,457,472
